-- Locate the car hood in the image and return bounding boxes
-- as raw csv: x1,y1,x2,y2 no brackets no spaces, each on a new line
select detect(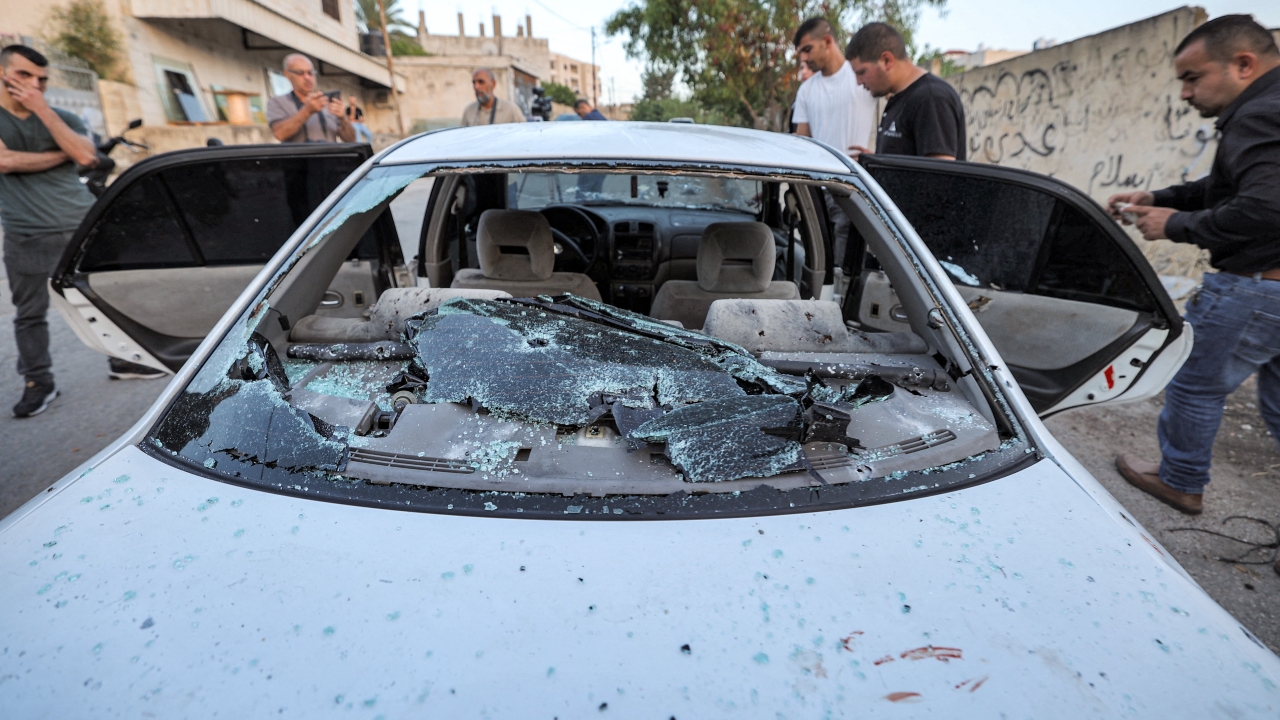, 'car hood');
1,446,1277,717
